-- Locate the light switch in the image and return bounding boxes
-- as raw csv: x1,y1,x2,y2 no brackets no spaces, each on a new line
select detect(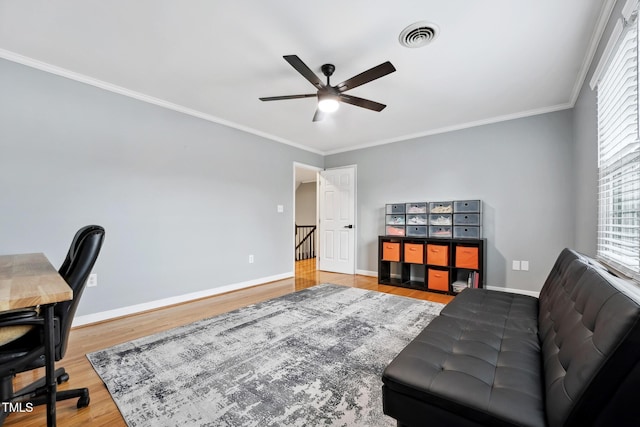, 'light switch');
277,205,284,213
512,260,521,271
